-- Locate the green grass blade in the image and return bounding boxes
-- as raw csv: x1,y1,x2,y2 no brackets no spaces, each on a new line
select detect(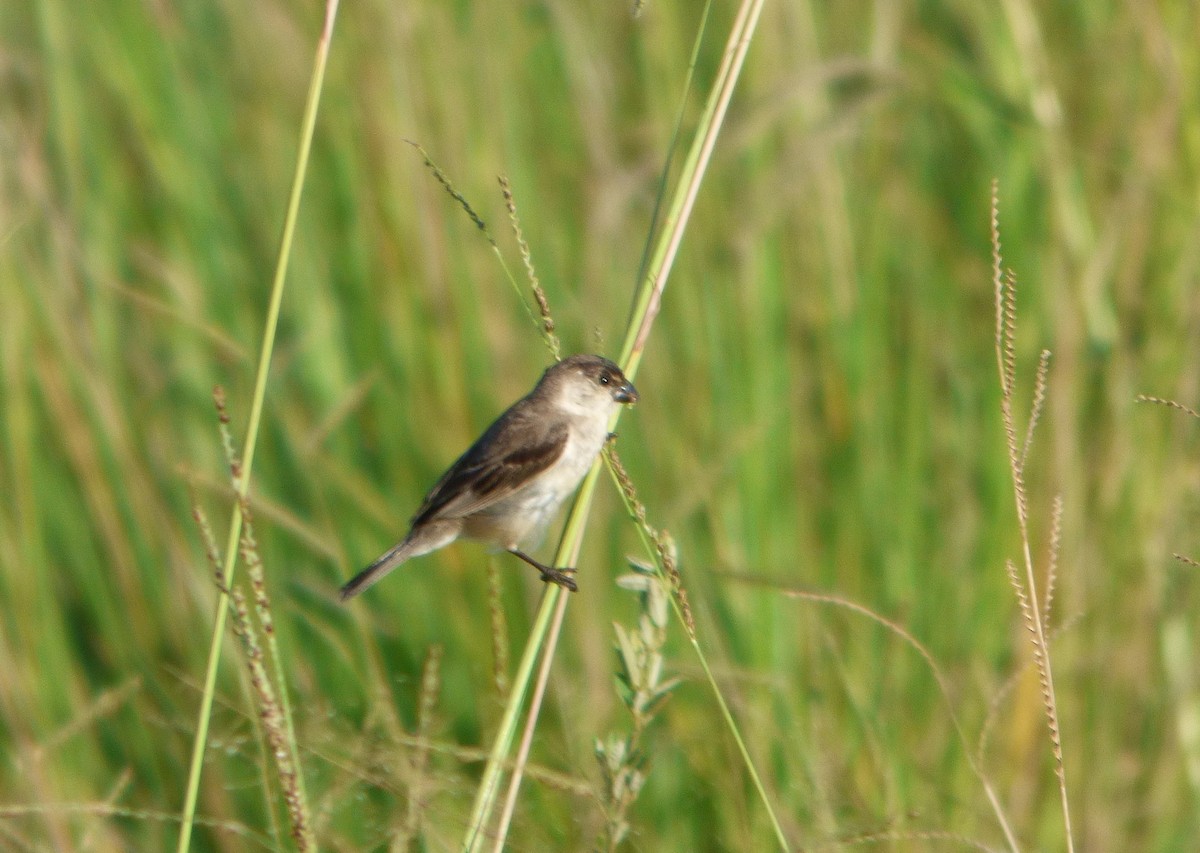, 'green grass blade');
462,1,788,850
174,4,341,851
